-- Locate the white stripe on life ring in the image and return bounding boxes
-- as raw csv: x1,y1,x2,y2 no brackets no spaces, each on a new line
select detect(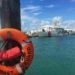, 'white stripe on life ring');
16,64,23,74
21,39,31,46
